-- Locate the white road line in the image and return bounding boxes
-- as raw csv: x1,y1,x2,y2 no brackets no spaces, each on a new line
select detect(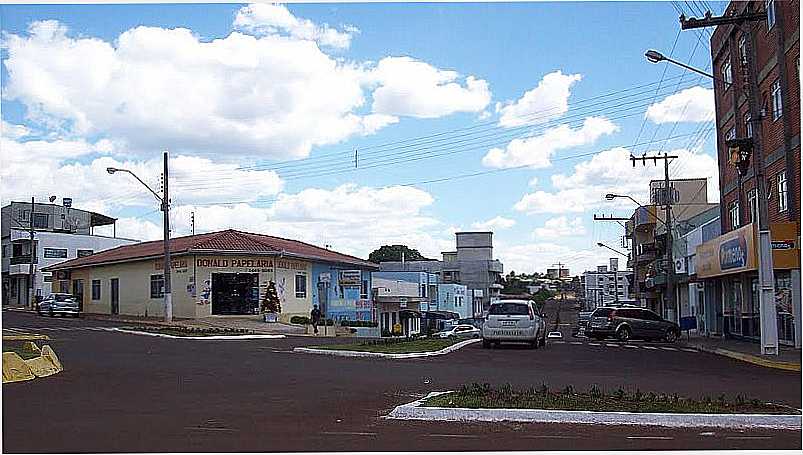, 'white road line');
320,431,378,437
725,436,772,440
184,426,239,432
660,347,678,351
552,341,566,344
623,345,639,348
569,341,582,345
642,346,657,350
681,348,698,353
588,342,601,346
426,434,479,439
626,436,674,440
606,343,620,347
522,435,575,439
699,432,715,436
